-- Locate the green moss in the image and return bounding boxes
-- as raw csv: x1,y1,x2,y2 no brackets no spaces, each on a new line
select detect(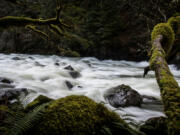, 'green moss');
149,46,165,68
28,95,141,135
25,95,53,112
60,48,80,57
168,17,179,34
140,117,168,135
0,105,9,112
157,69,180,135
151,23,175,55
